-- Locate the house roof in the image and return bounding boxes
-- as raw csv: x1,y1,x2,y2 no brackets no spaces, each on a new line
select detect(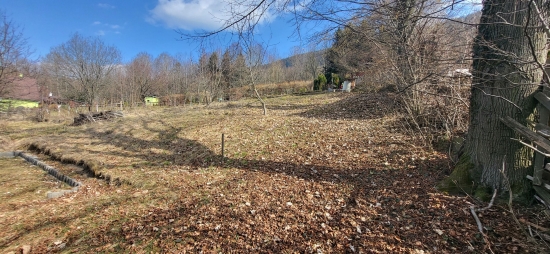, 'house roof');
4,77,42,101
